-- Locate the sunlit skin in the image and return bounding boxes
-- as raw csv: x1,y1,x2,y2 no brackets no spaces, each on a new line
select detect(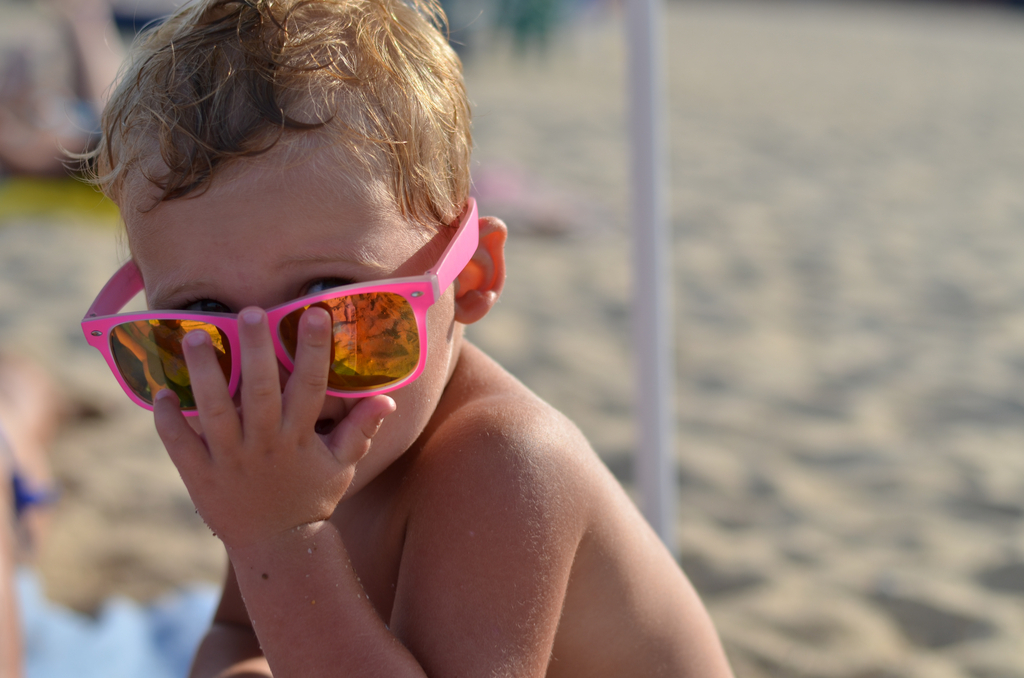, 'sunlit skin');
126,149,735,678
